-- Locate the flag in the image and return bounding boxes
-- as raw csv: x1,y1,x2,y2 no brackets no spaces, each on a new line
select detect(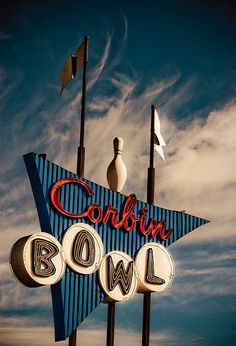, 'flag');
153,107,166,161
59,40,85,94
